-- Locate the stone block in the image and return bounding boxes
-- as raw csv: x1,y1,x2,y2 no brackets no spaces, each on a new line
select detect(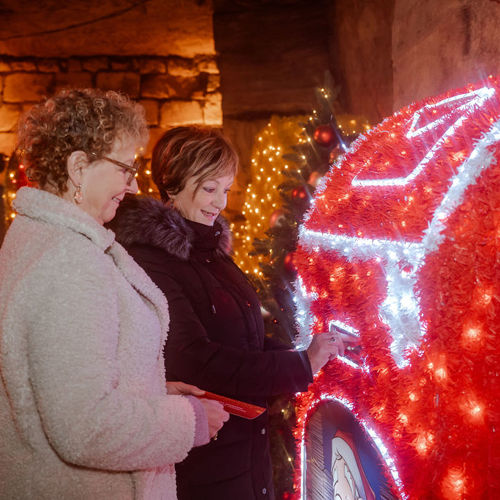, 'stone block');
196,56,219,74
167,75,205,99
0,61,10,72
111,58,139,71
160,100,204,127
167,57,198,77
145,126,167,157
139,58,167,74
0,133,17,155
0,0,215,59
191,90,205,100
55,72,93,92
10,60,36,72
96,72,140,98
203,92,222,126
0,105,21,132
22,103,35,114
67,58,81,72
140,99,159,126
206,74,220,93
4,73,55,102
82,57,109,72
37,59,60,73
141,74,171,99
